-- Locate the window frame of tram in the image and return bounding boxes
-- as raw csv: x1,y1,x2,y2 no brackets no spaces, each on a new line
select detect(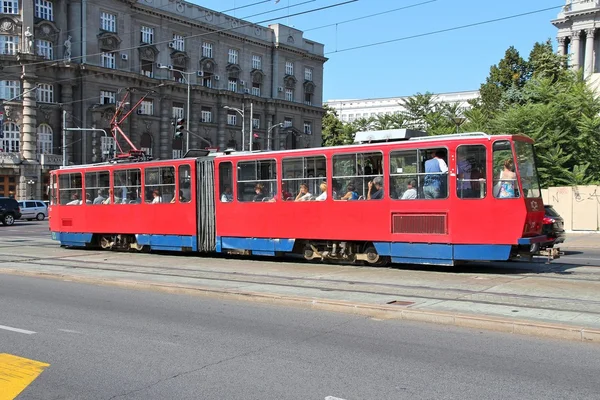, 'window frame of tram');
58,173,83,205
492,140,520,199
513,140,542,198
178,164,191,203
282,155,327,201
218,162,233,203
50,174,58,205
388,148,449,200
85,171,110,205
456,145,487,199
332,151,384,201
236,159,277,202
144,166,175,204
112,168,142,204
